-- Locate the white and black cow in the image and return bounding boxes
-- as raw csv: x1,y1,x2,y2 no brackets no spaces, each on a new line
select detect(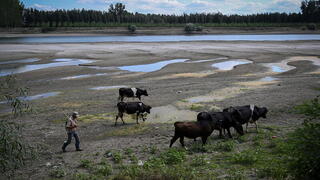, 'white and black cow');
223,105,268,132
118,88,148,102
115,102,152,126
